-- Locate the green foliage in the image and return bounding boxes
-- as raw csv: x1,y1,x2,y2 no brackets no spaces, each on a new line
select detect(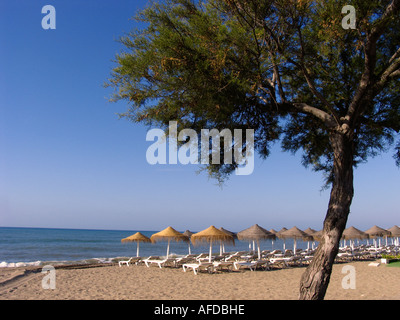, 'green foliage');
382,254,400,260
106,0,400,182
